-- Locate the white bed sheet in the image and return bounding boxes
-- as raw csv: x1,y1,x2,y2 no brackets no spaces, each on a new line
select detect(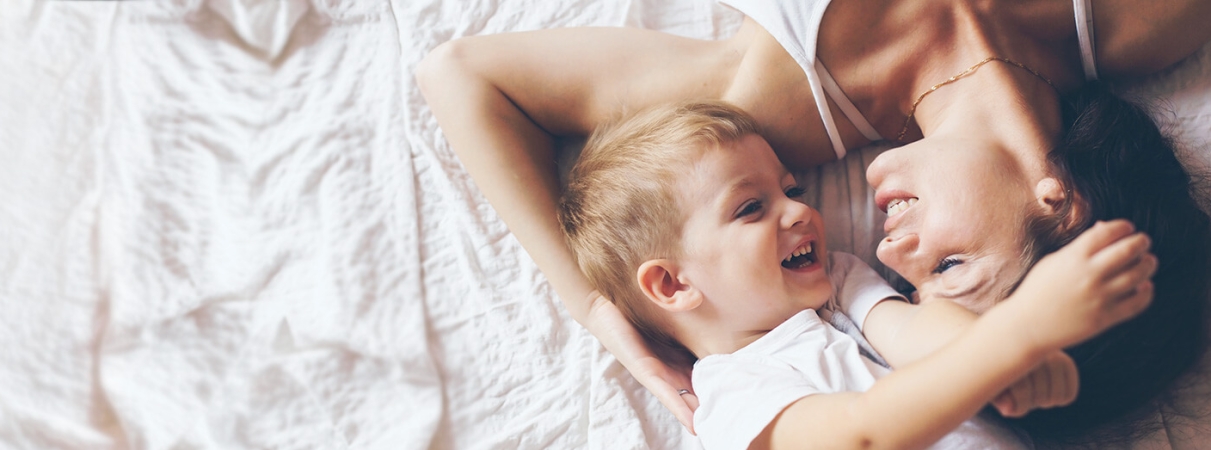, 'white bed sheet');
1,0,1209,449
